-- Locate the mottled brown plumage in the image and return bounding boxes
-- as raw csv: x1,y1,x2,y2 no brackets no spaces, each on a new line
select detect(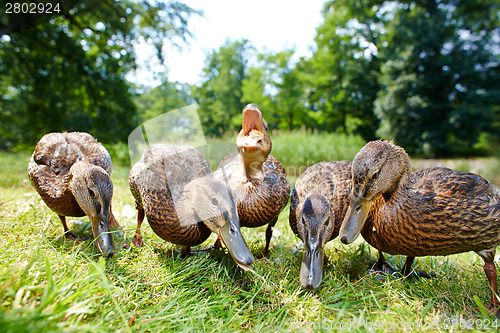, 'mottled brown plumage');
289,161,353,240
27,132,117,257
214,104,290,257
129,144,254,270
289,161,352,289
340,140,500,310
